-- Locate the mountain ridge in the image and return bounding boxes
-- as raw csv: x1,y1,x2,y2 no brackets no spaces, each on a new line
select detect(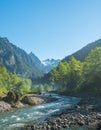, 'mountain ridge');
42,58,60,73
29,52,60,73
63,39,101,62
0,37,43,78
